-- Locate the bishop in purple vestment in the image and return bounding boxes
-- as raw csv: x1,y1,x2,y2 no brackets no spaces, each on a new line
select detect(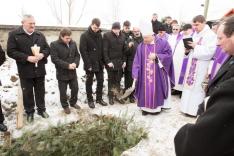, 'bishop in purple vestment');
132,30,174,114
